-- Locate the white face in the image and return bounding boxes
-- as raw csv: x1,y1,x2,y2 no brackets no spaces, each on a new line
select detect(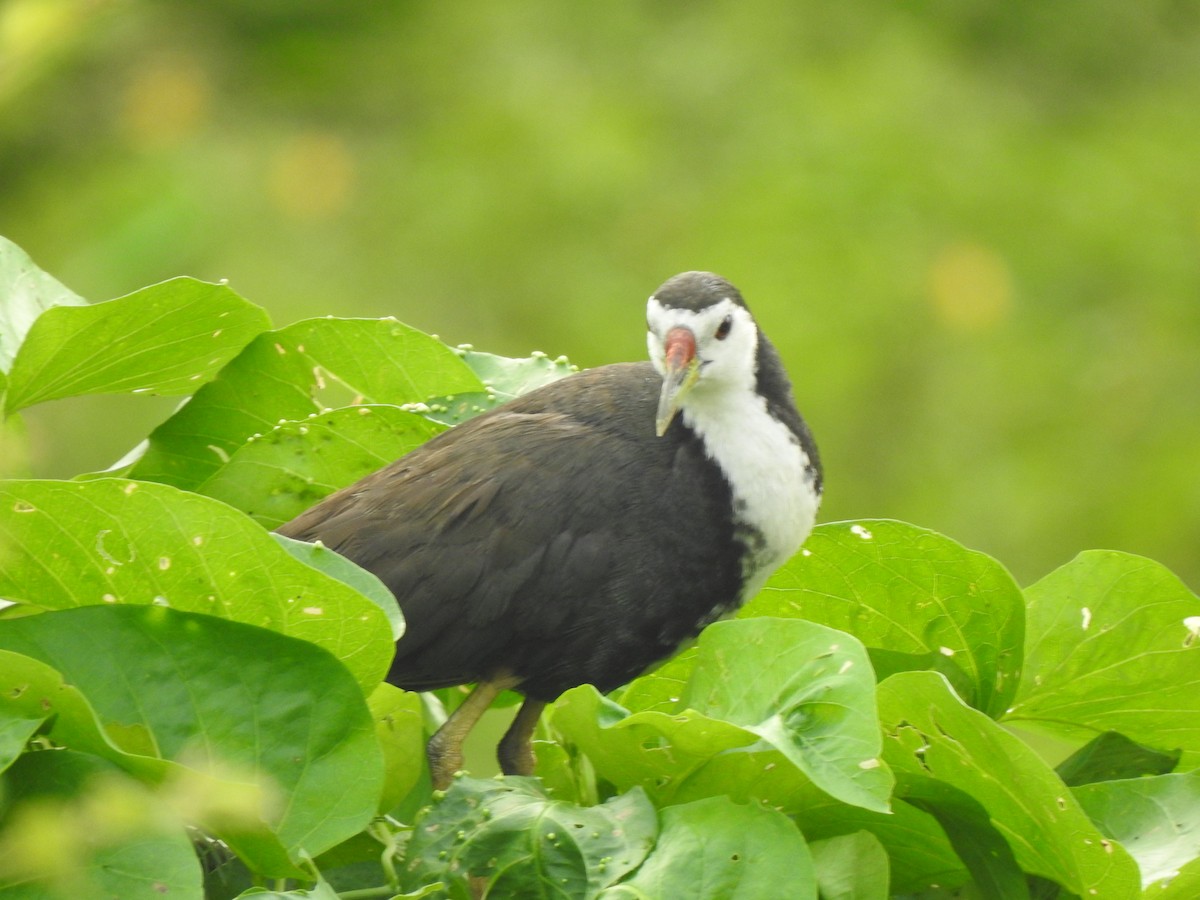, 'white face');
646,296,759,396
